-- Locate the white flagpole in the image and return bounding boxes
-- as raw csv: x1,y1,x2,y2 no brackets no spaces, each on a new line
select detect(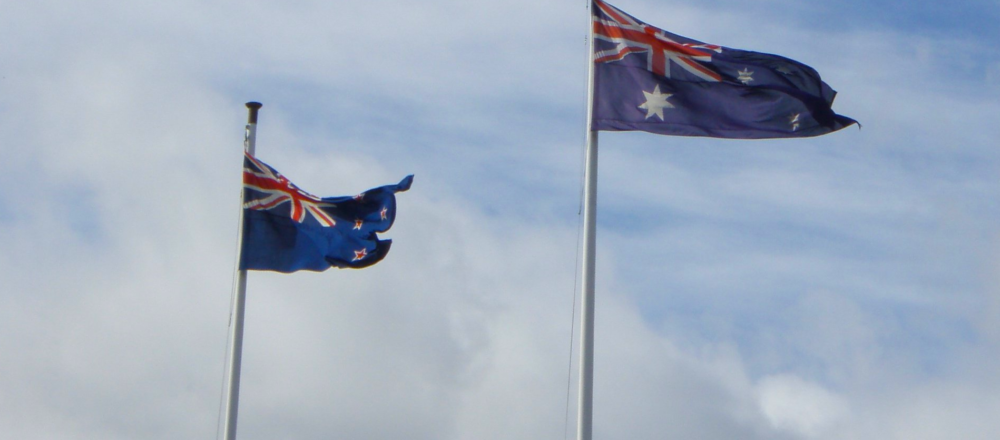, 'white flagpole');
578,2,598,439
222,101,262,440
